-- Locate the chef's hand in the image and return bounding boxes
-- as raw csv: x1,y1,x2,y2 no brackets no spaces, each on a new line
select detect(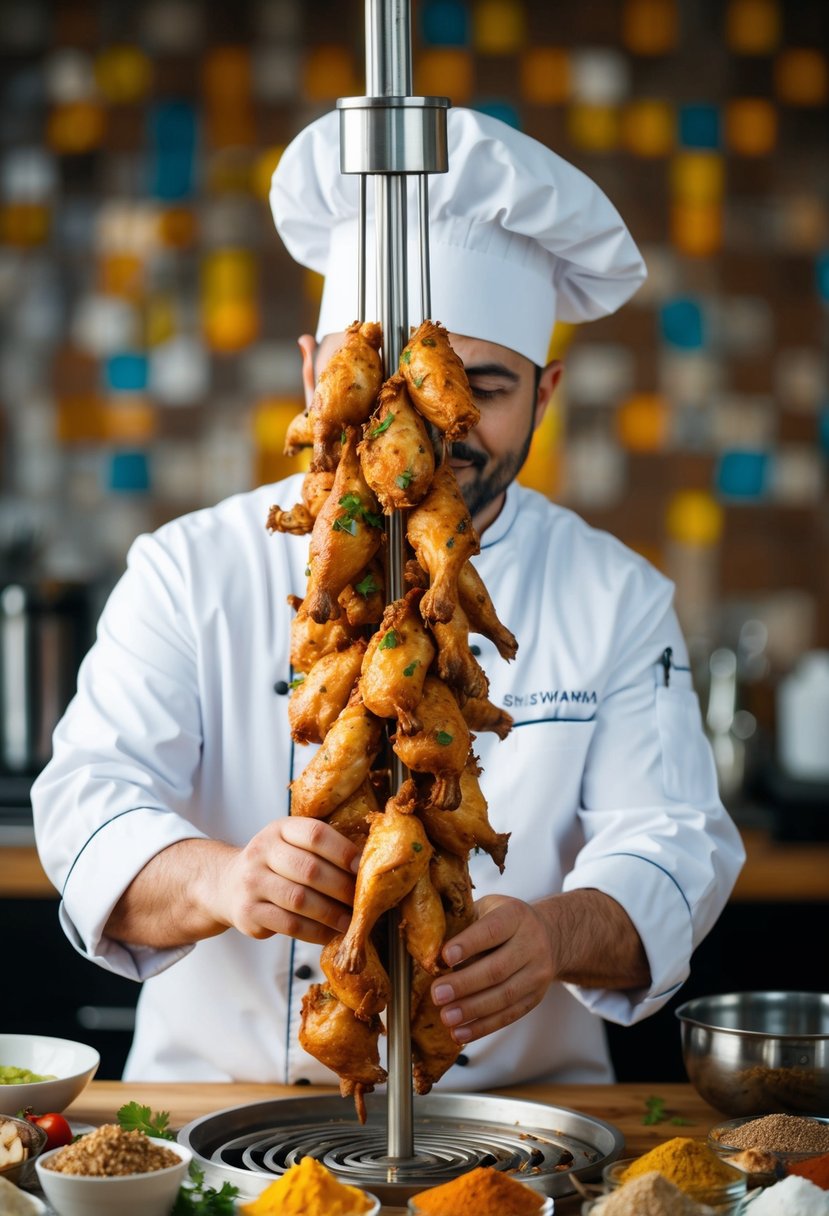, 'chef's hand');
430,894,554,1044
215,816,360,947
